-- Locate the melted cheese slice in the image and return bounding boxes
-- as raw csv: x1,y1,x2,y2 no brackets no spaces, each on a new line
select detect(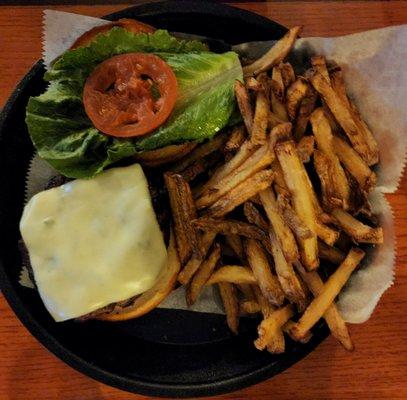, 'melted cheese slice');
20,164,167,322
